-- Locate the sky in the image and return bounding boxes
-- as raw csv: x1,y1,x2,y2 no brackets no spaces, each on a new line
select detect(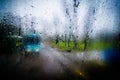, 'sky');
0,0,120,38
